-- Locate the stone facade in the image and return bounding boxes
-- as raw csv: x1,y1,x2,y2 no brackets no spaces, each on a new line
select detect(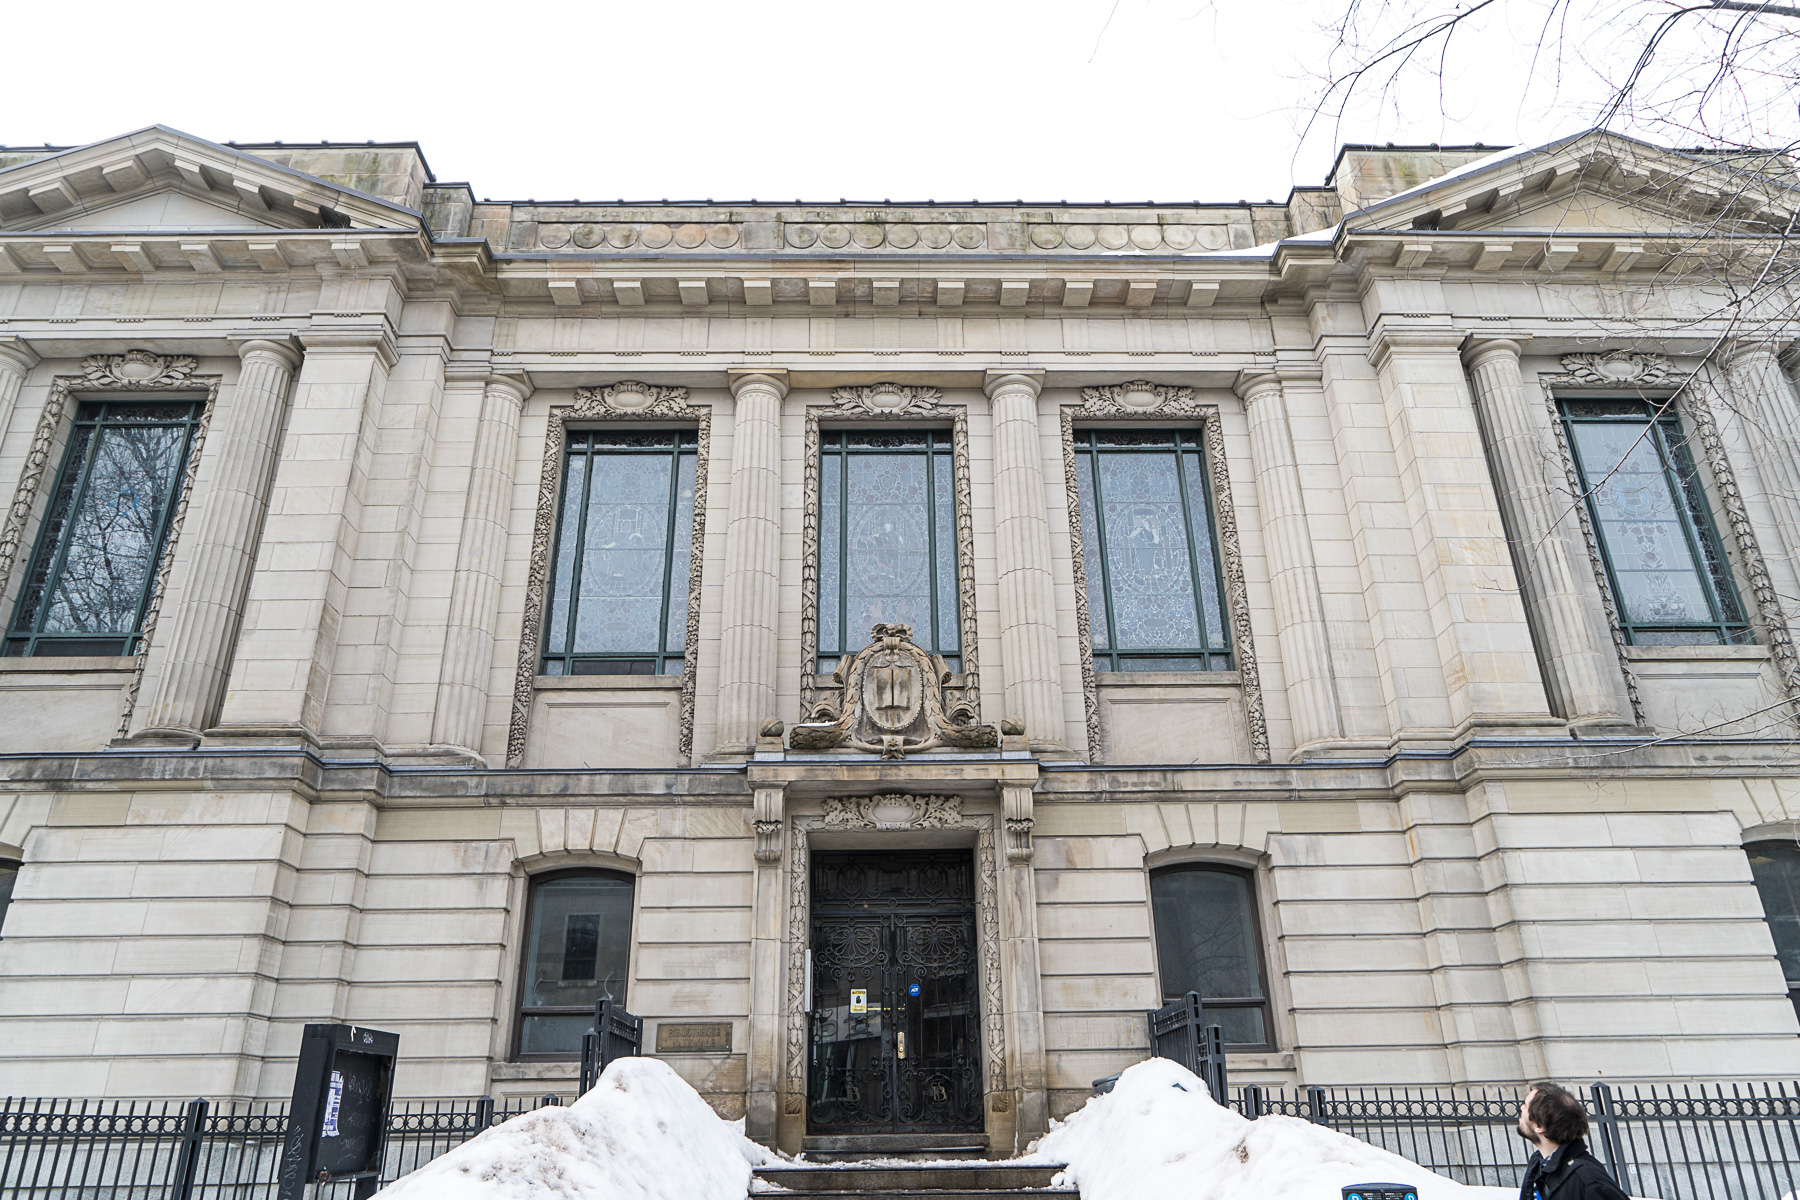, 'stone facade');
0,126,1798,1152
